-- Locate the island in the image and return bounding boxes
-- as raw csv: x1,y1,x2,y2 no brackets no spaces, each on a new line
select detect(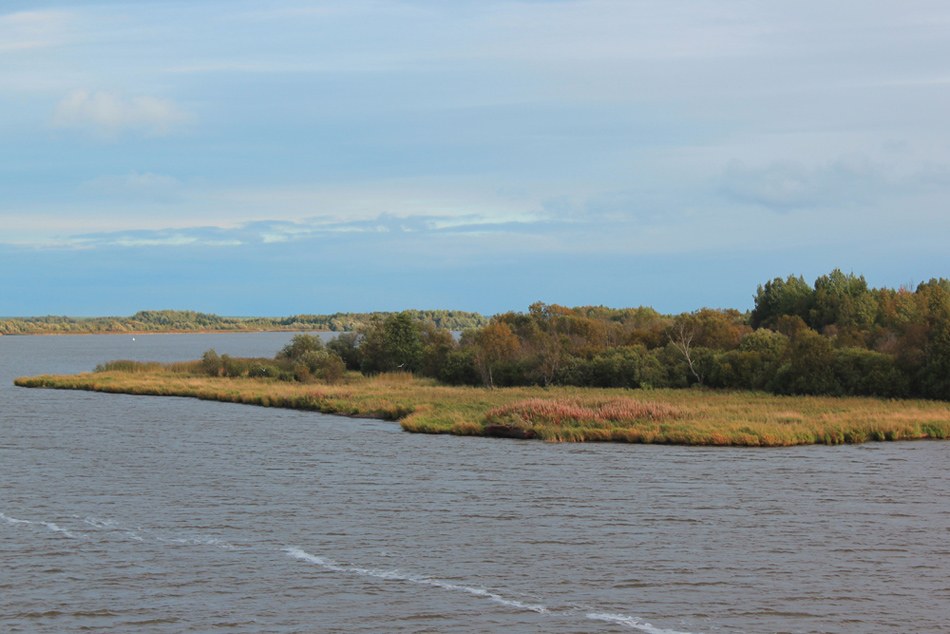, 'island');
15,269,950,446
